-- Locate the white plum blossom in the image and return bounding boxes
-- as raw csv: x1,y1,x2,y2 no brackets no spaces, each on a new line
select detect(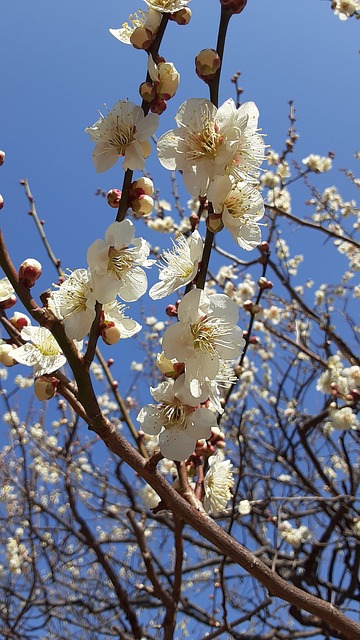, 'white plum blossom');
332,0,360,20
144,0,191,12
109,9,162,45
102,300,142,339
147,55,180,100
208,176,264,250
157,98,264,197
203,453,234,514
137,375,216,460
9,326,67,377
86,100,158,173
329,406,359,430
48,269,97,341
0,277,14,302
87,220,153,304
280,521,310,548
149,230,203,299
162,288,245,397
302,154,332,173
